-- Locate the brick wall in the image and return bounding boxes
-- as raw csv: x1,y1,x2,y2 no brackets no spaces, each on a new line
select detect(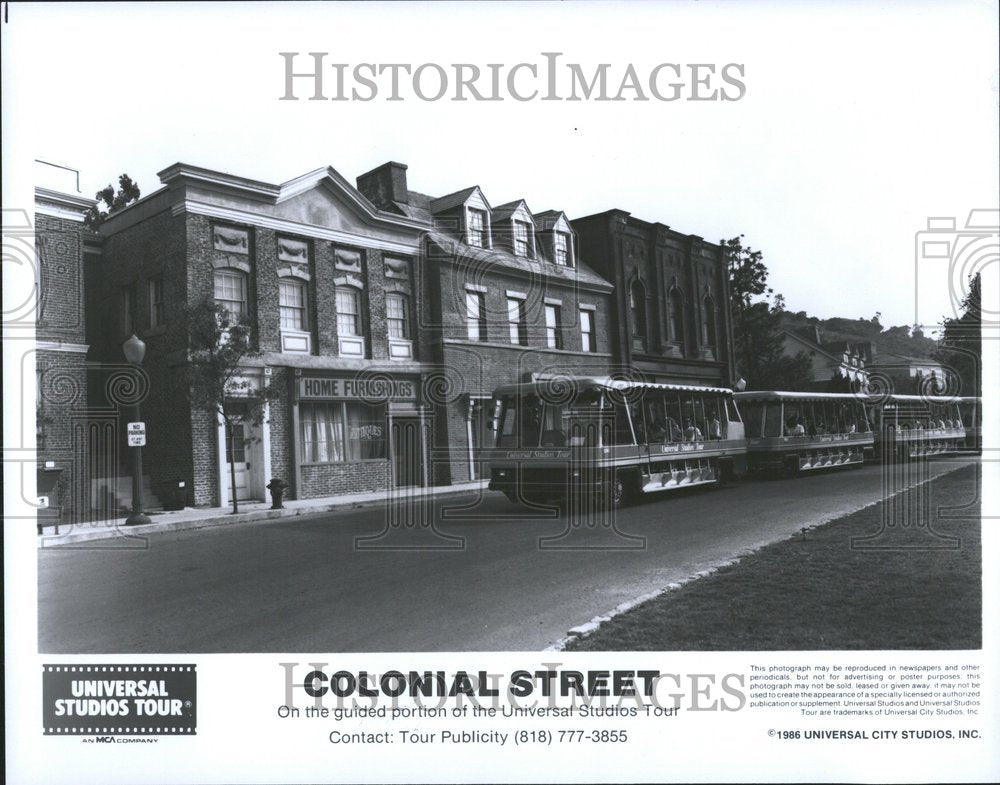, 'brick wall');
36,214,87,344
423,251,614,484
299,461,391,498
